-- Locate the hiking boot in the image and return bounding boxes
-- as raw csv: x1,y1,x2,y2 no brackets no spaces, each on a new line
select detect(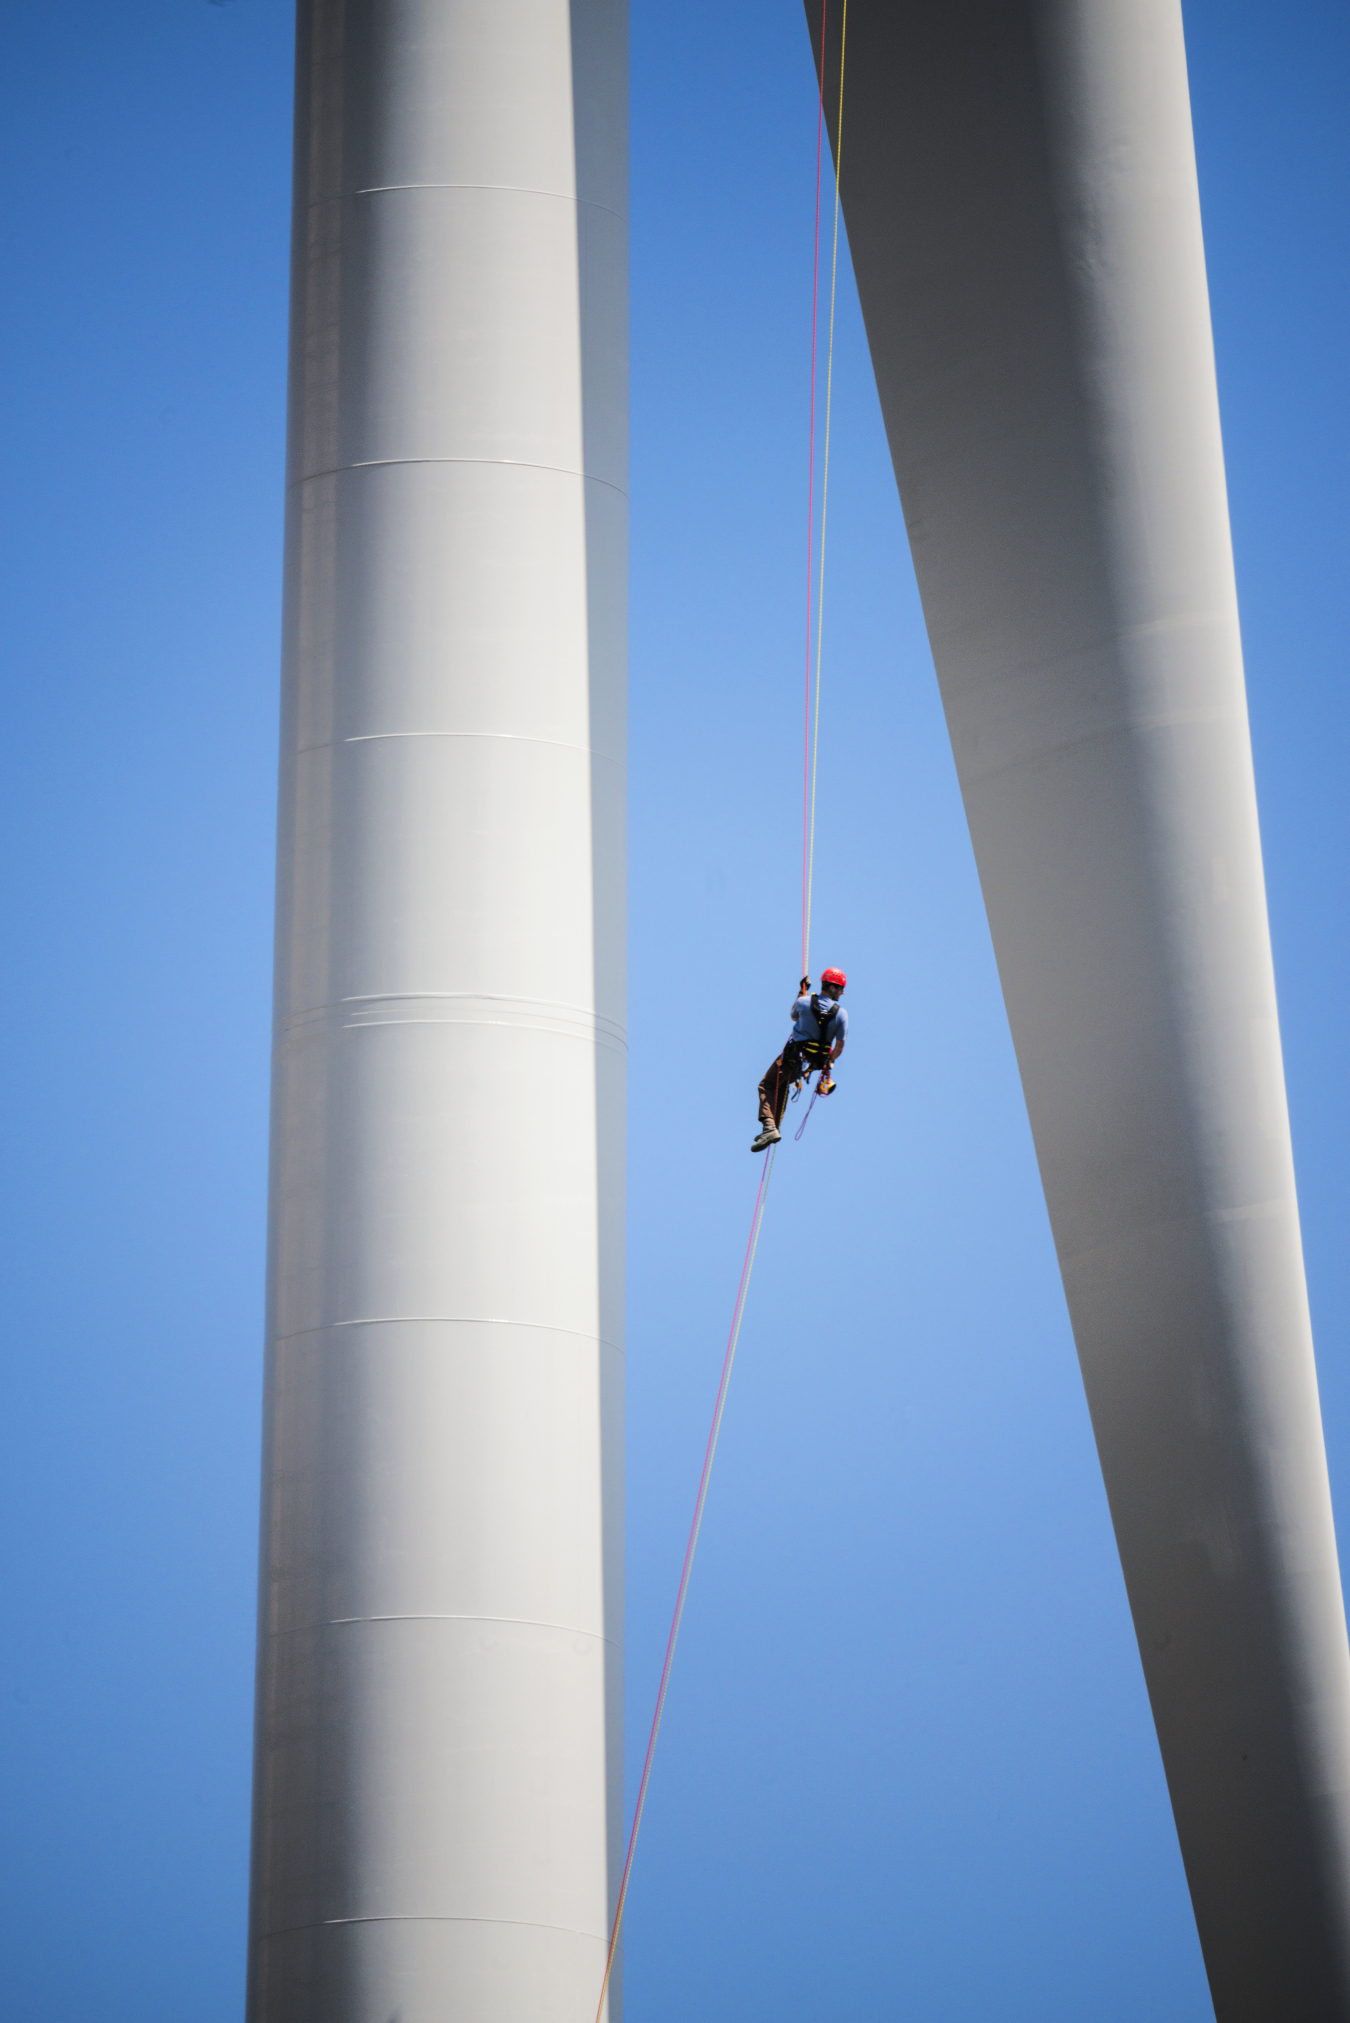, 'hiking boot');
751,1122,781,1153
